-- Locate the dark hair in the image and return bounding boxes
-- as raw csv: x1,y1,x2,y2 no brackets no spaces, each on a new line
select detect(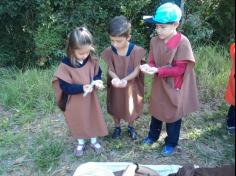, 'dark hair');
108,16,131,37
